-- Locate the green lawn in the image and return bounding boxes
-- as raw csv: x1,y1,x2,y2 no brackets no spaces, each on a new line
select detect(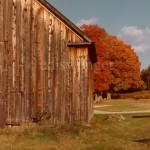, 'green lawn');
95,105,149,112
94,99,150,112
0,113,150,150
